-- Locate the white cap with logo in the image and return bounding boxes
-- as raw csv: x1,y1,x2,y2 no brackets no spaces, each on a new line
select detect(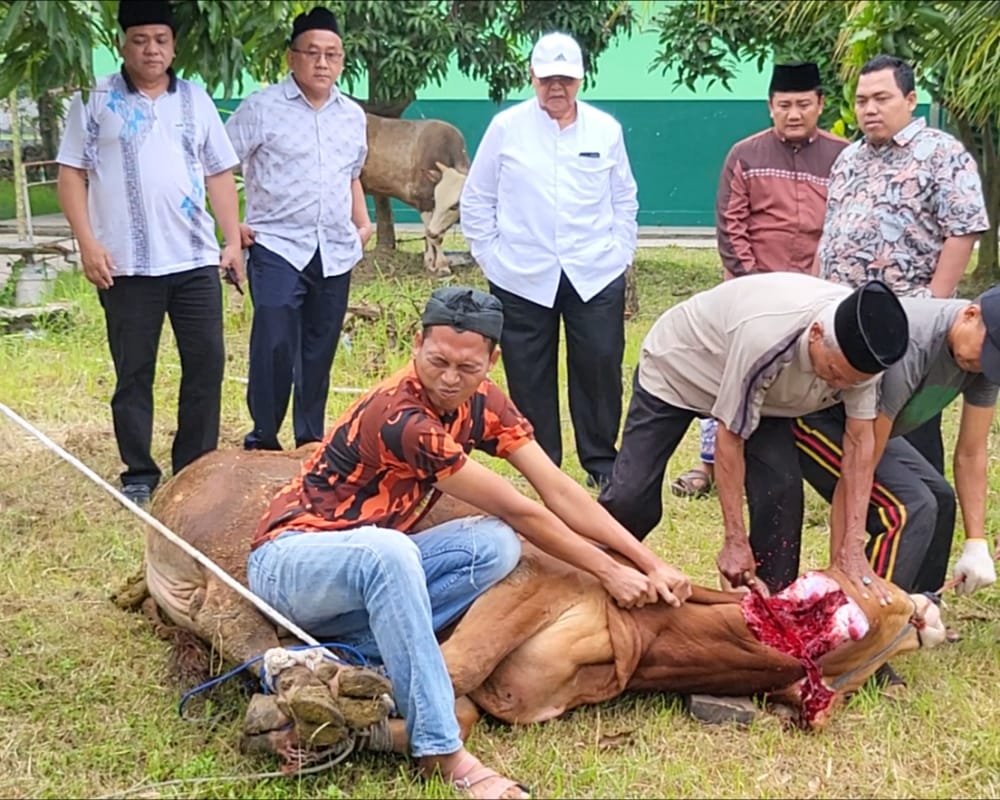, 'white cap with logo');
530,32,584,80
